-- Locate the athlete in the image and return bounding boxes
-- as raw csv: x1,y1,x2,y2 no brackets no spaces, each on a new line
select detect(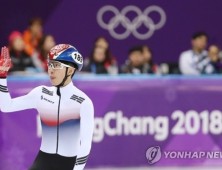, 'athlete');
0,44,94,170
